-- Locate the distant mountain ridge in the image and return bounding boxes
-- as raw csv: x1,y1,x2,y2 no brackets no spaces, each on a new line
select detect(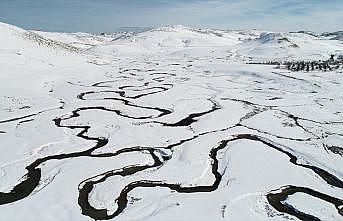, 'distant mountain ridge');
1,21,342,62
